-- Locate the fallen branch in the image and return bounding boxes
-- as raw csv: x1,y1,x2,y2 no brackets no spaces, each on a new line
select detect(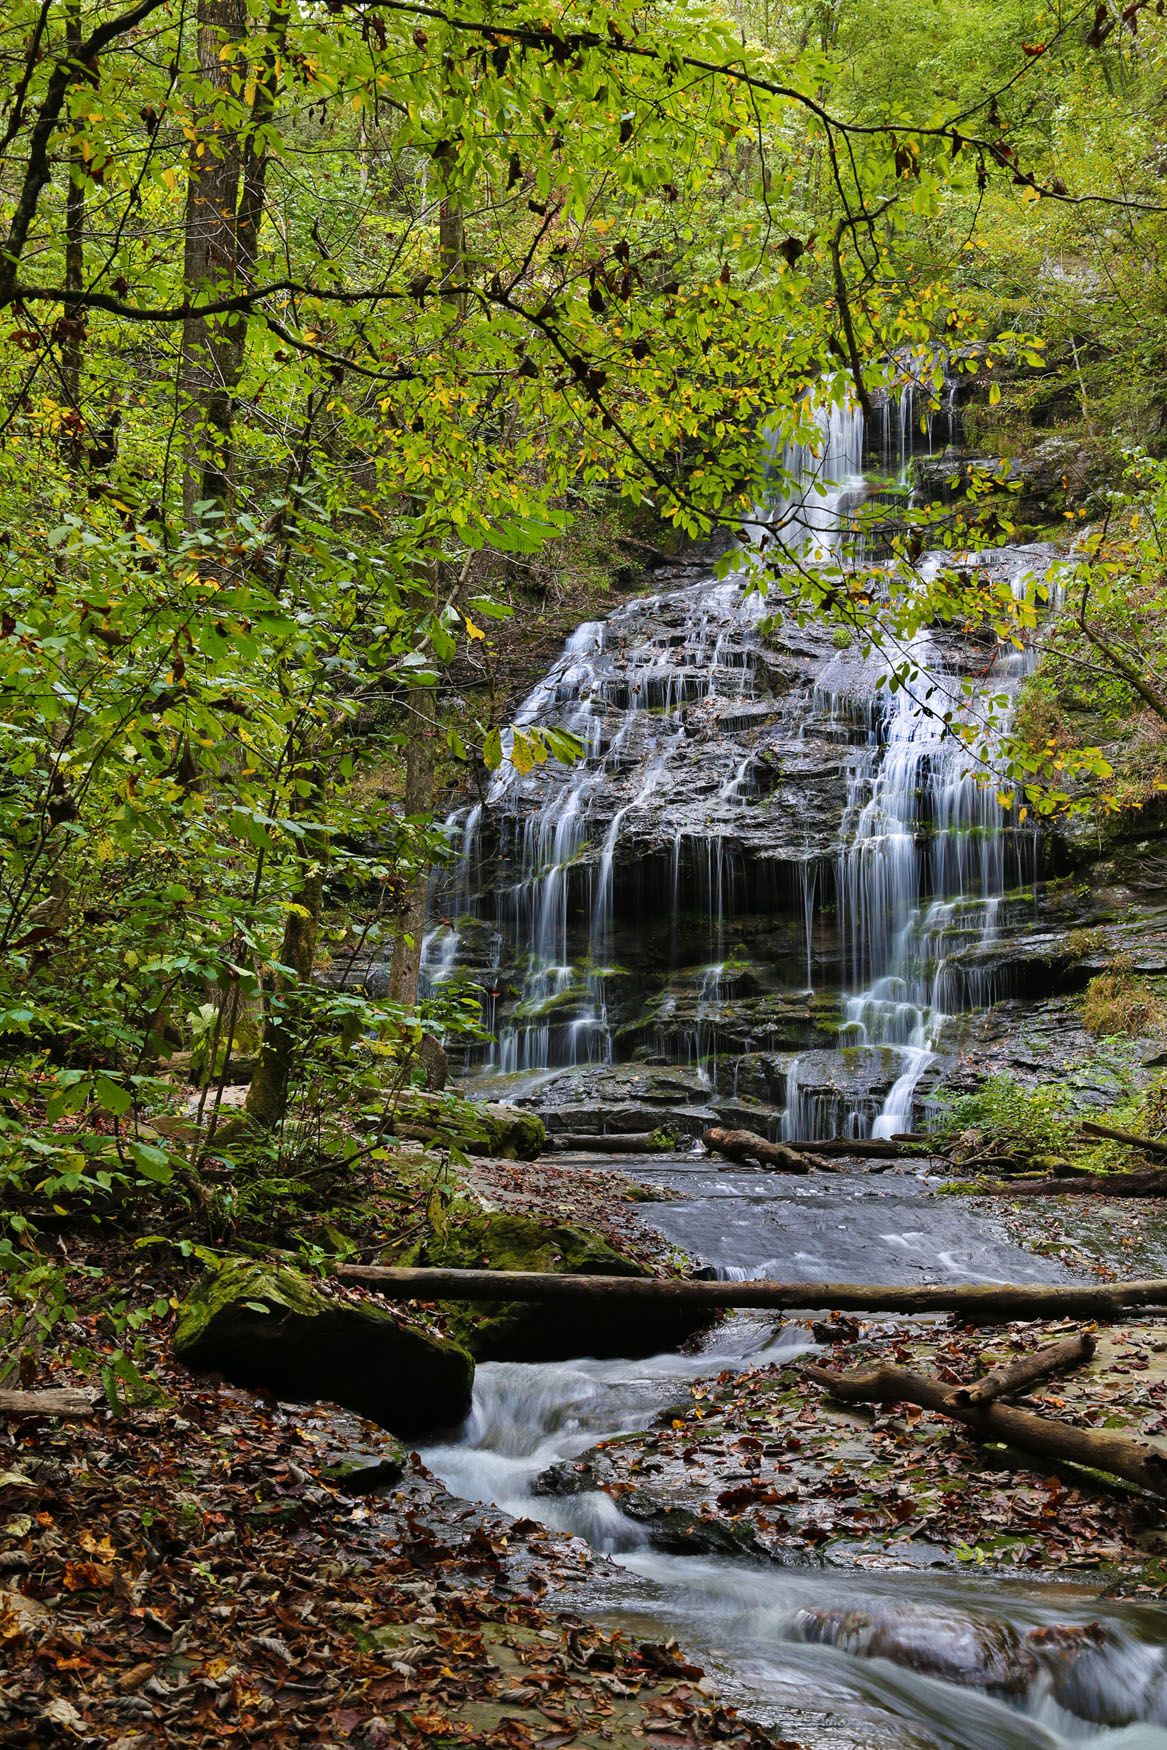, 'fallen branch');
702,1127,832,1173
805,1357,1167,1497
337,1265,1167,1322
779,1136,933,1159
980,1171,1167,1198
554,1132,672,1154
952,1331,1096,1409
1080,1120,1167,1159
0,1387,98,1420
